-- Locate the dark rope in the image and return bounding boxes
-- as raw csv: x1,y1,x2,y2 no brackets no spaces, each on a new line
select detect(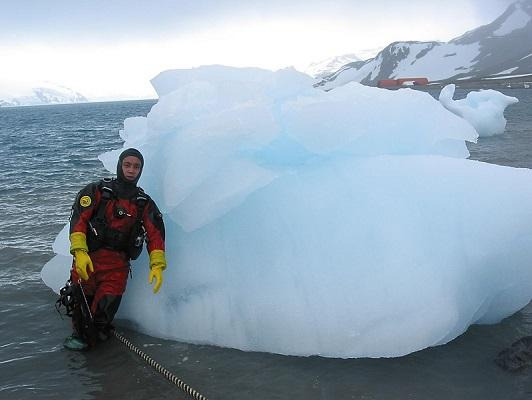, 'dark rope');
112,329,209,400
